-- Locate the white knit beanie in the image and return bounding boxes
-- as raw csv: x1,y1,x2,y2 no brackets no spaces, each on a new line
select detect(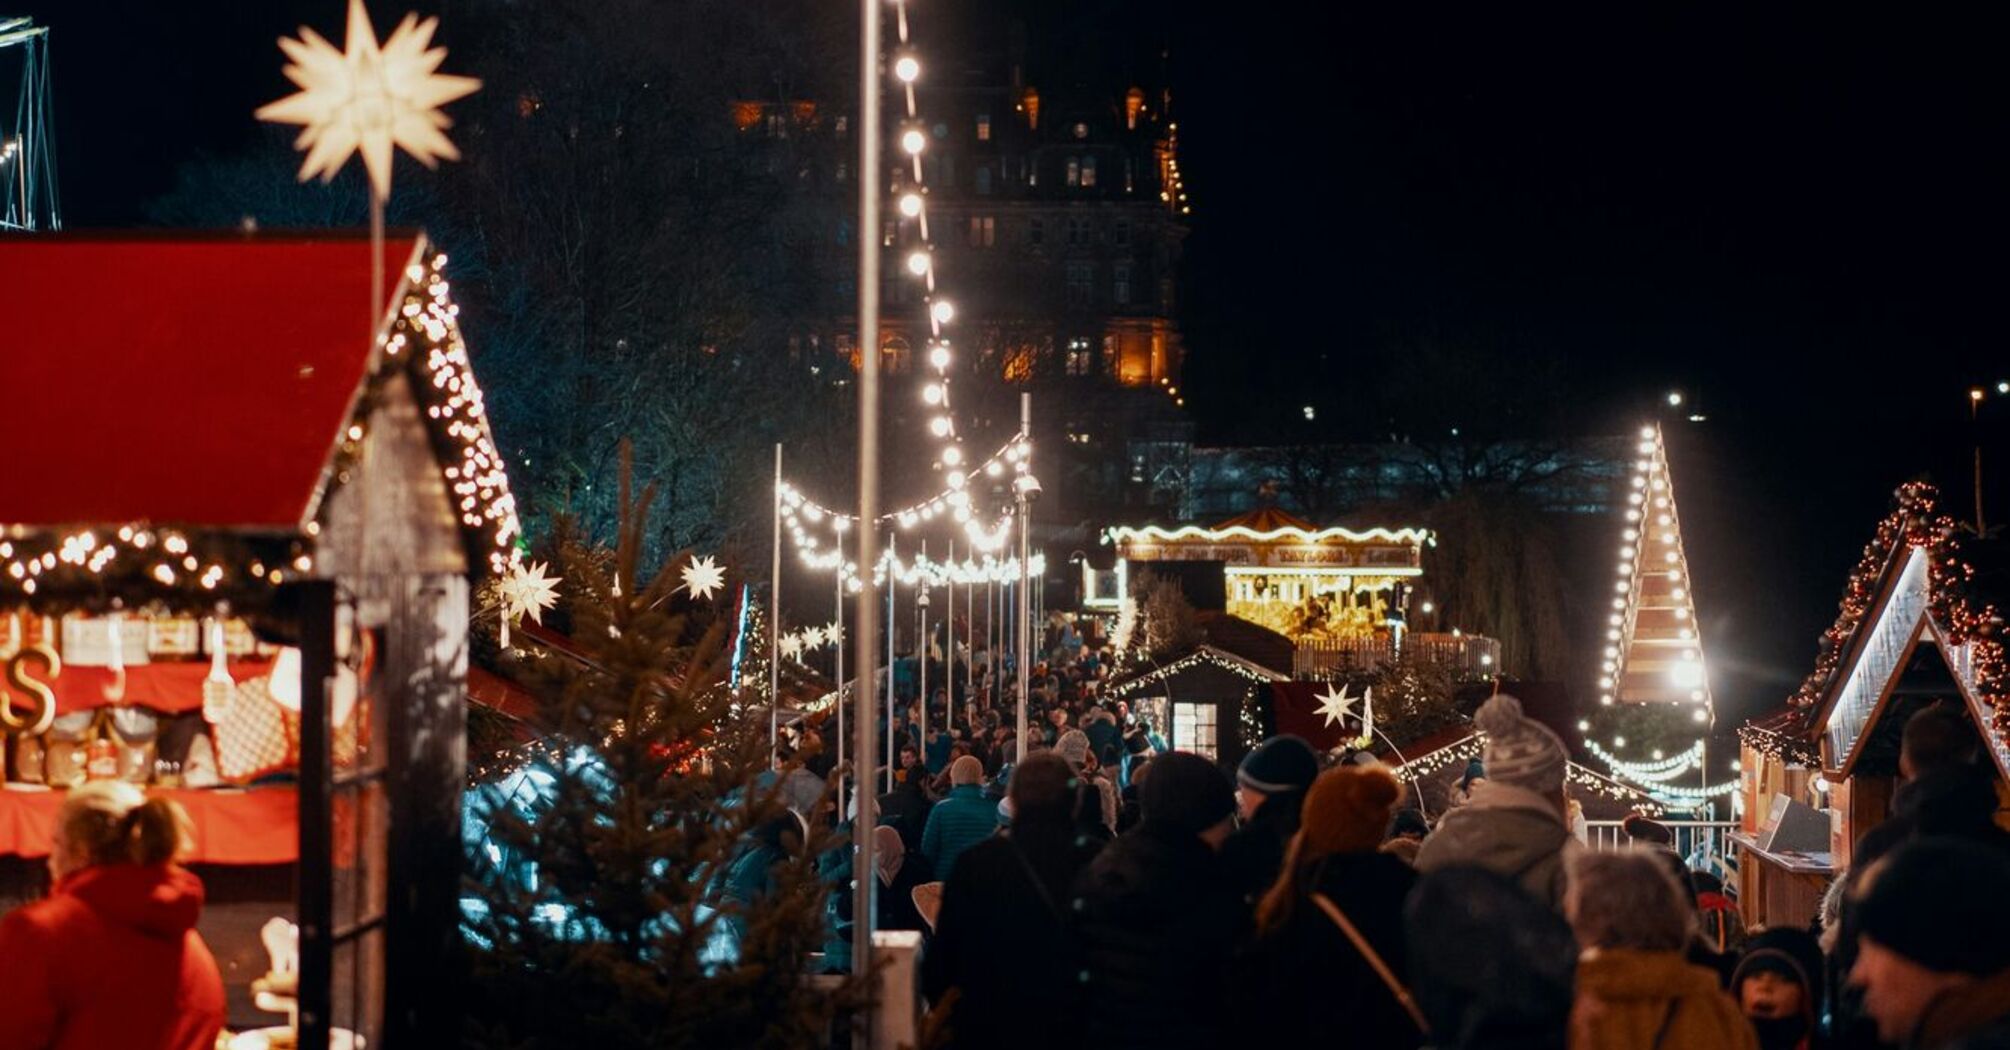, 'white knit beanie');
1473,694,1566,794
